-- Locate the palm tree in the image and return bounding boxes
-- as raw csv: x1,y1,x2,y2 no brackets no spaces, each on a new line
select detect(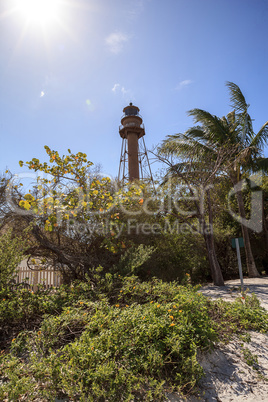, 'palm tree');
160,82,268,278
159,150,227,286
223,82,268,277
158,134,232,286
